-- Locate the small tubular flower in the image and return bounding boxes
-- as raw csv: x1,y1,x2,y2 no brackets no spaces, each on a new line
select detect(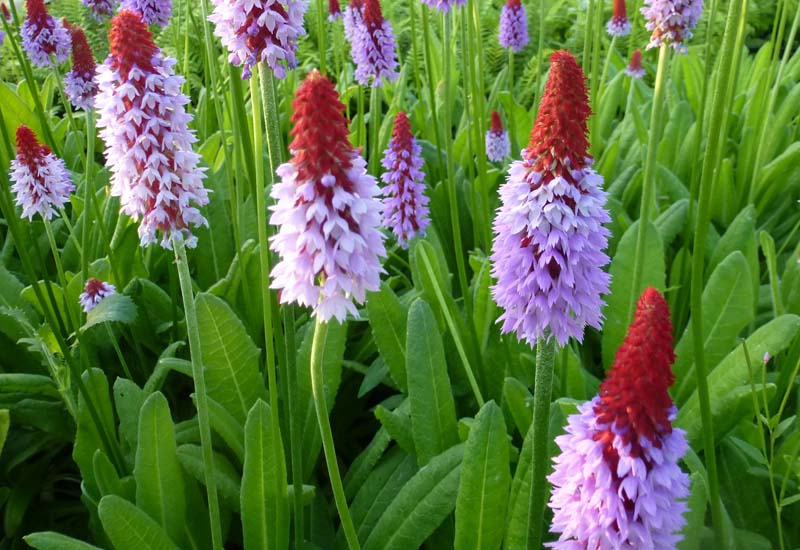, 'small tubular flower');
625,48,646,78
607,0,631,36
419,0,465,12
96,10,209,248
120,0,172,26
485,110,511,162
21,0,71,67
270,70,386,322
208,0,306,79
498,0,528,52
63,22,98,110
329,0,342,20
381,111,429,248
642,0,703,53
548,287,690,549
80,278,117,313
82,0,117,20
352,0,398,87
10,125,74,220
490,50,611,347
